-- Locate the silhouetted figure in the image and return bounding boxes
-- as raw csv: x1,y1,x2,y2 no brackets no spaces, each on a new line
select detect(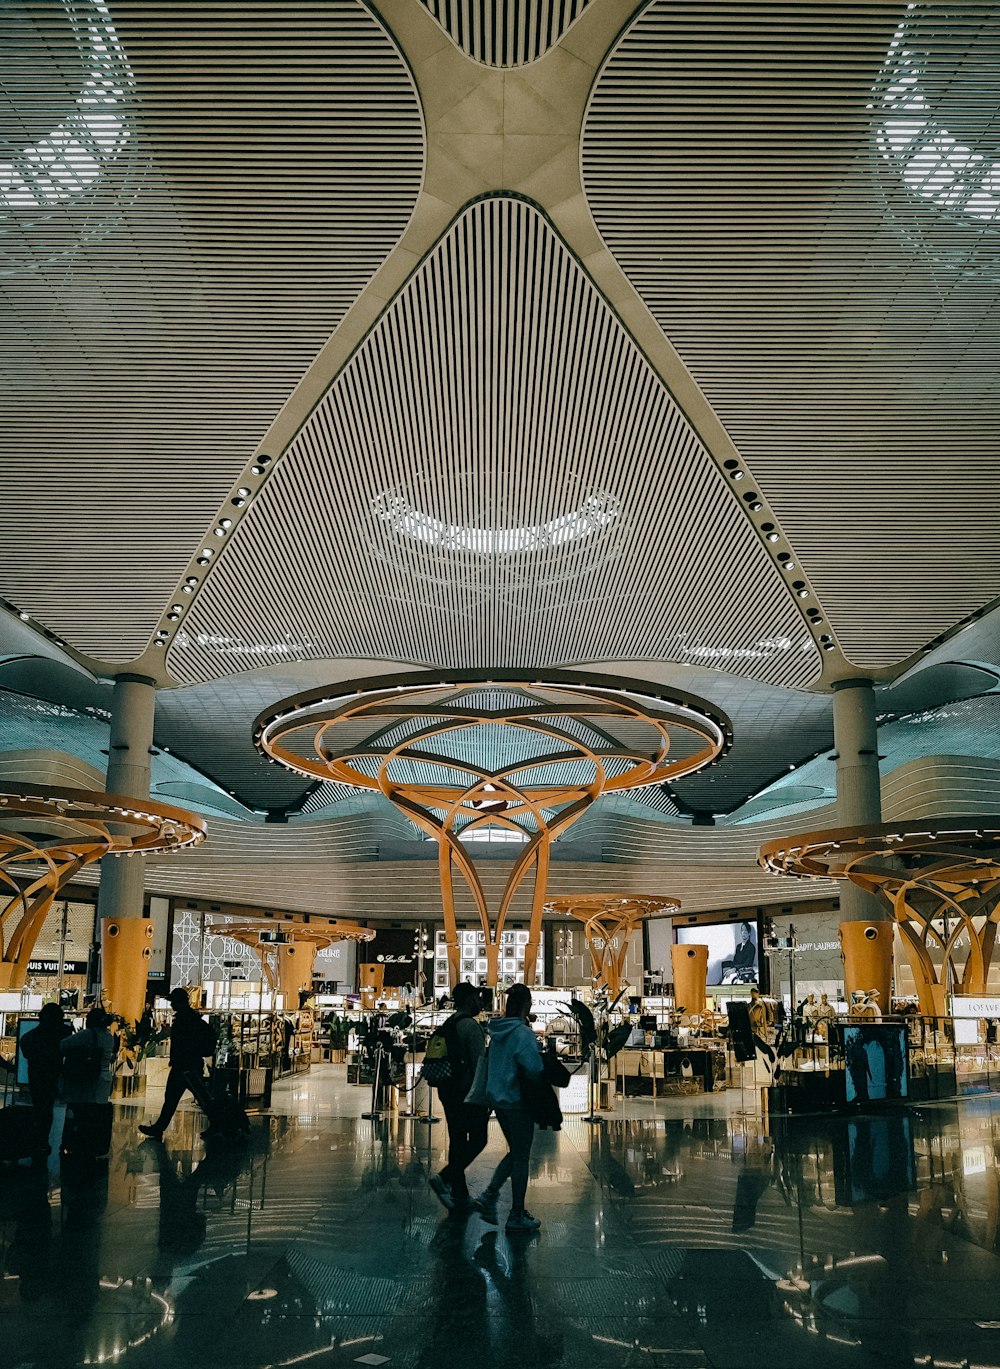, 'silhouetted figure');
139,989,214,1141
473,983,544,1233
20,1002,71,1156
429,981,488,1213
